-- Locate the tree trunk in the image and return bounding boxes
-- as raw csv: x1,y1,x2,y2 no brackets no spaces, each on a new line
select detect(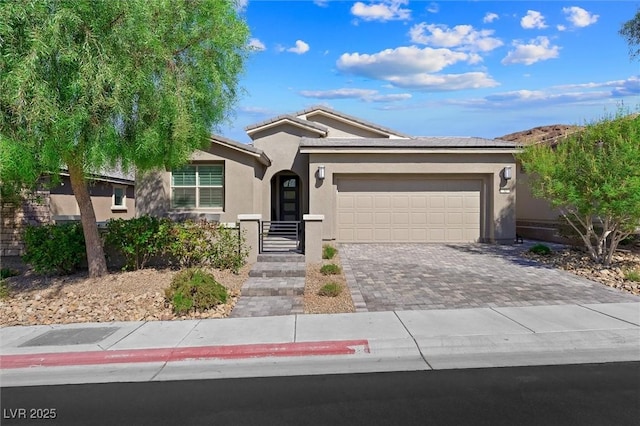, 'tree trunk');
67,162,108,277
